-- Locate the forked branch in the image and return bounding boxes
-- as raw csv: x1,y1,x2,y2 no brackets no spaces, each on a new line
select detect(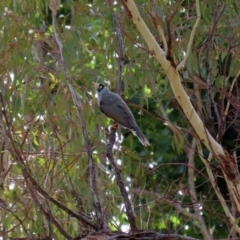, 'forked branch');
121,0,223,155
